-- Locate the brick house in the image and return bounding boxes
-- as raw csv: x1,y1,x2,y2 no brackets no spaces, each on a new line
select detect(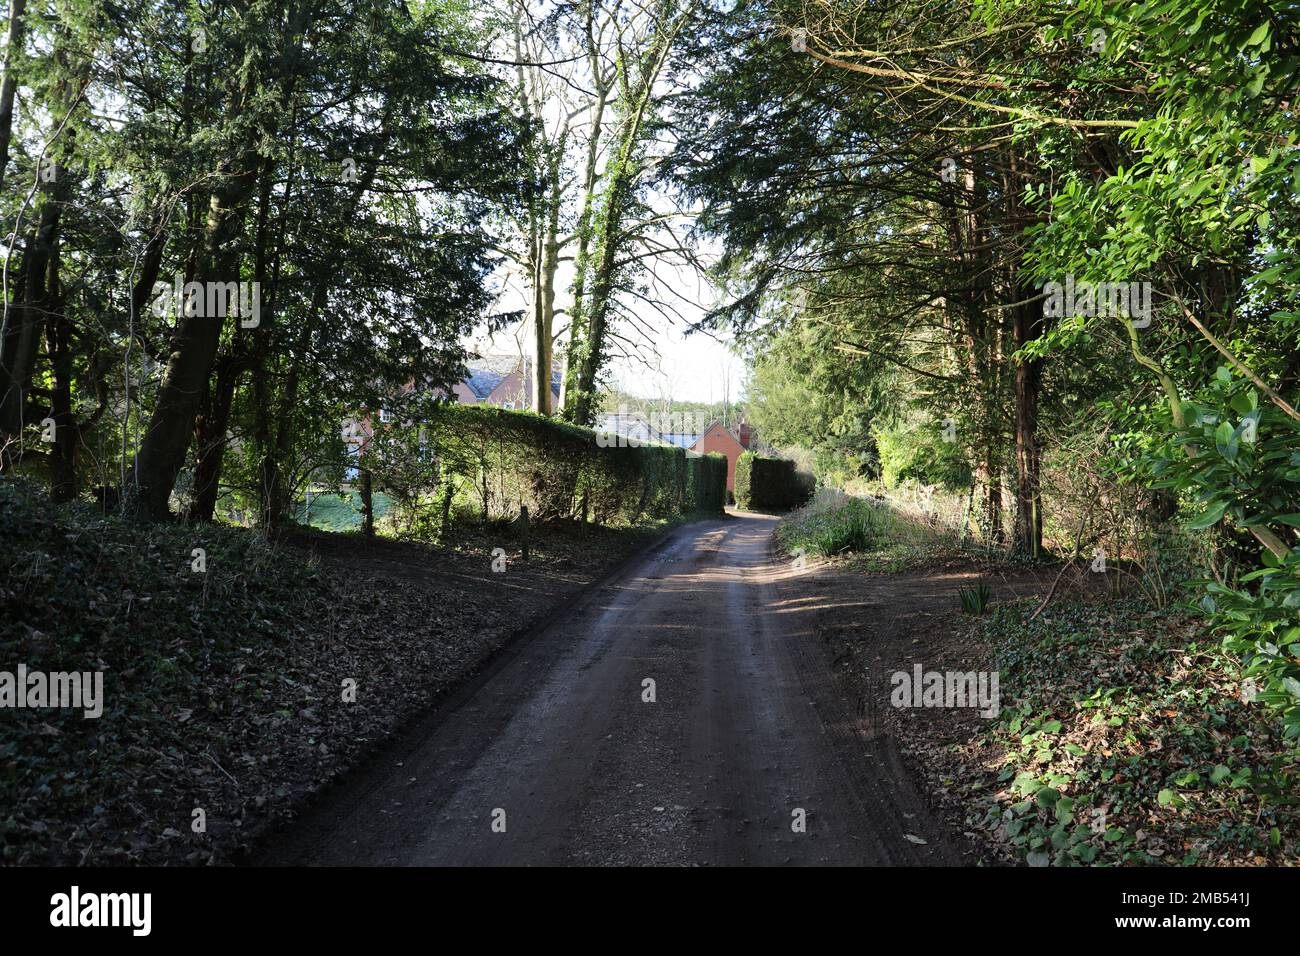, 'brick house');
690,421,752,492
451,355,561,410
592,413,755,494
